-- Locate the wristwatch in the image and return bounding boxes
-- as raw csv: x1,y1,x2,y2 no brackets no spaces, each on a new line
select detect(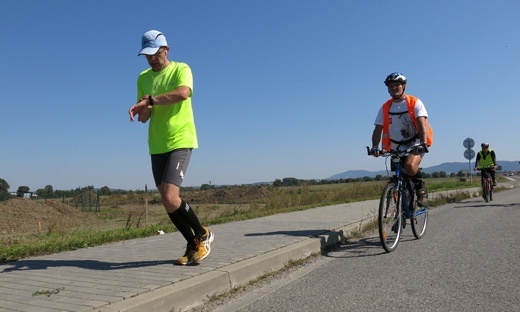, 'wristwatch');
147,96,154,106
